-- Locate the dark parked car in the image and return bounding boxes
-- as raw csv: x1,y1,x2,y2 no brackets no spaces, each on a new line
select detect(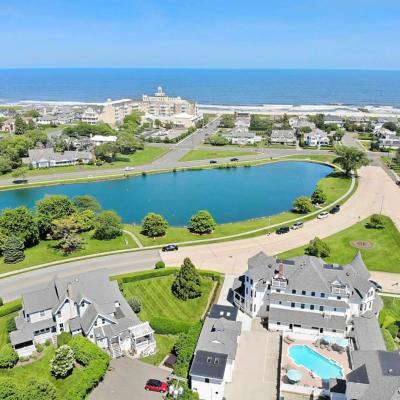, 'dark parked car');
162,244,179,252
230,157,239,162
210,160,218,164
276,226,290,235
329,204,341,214
145,379,168,393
